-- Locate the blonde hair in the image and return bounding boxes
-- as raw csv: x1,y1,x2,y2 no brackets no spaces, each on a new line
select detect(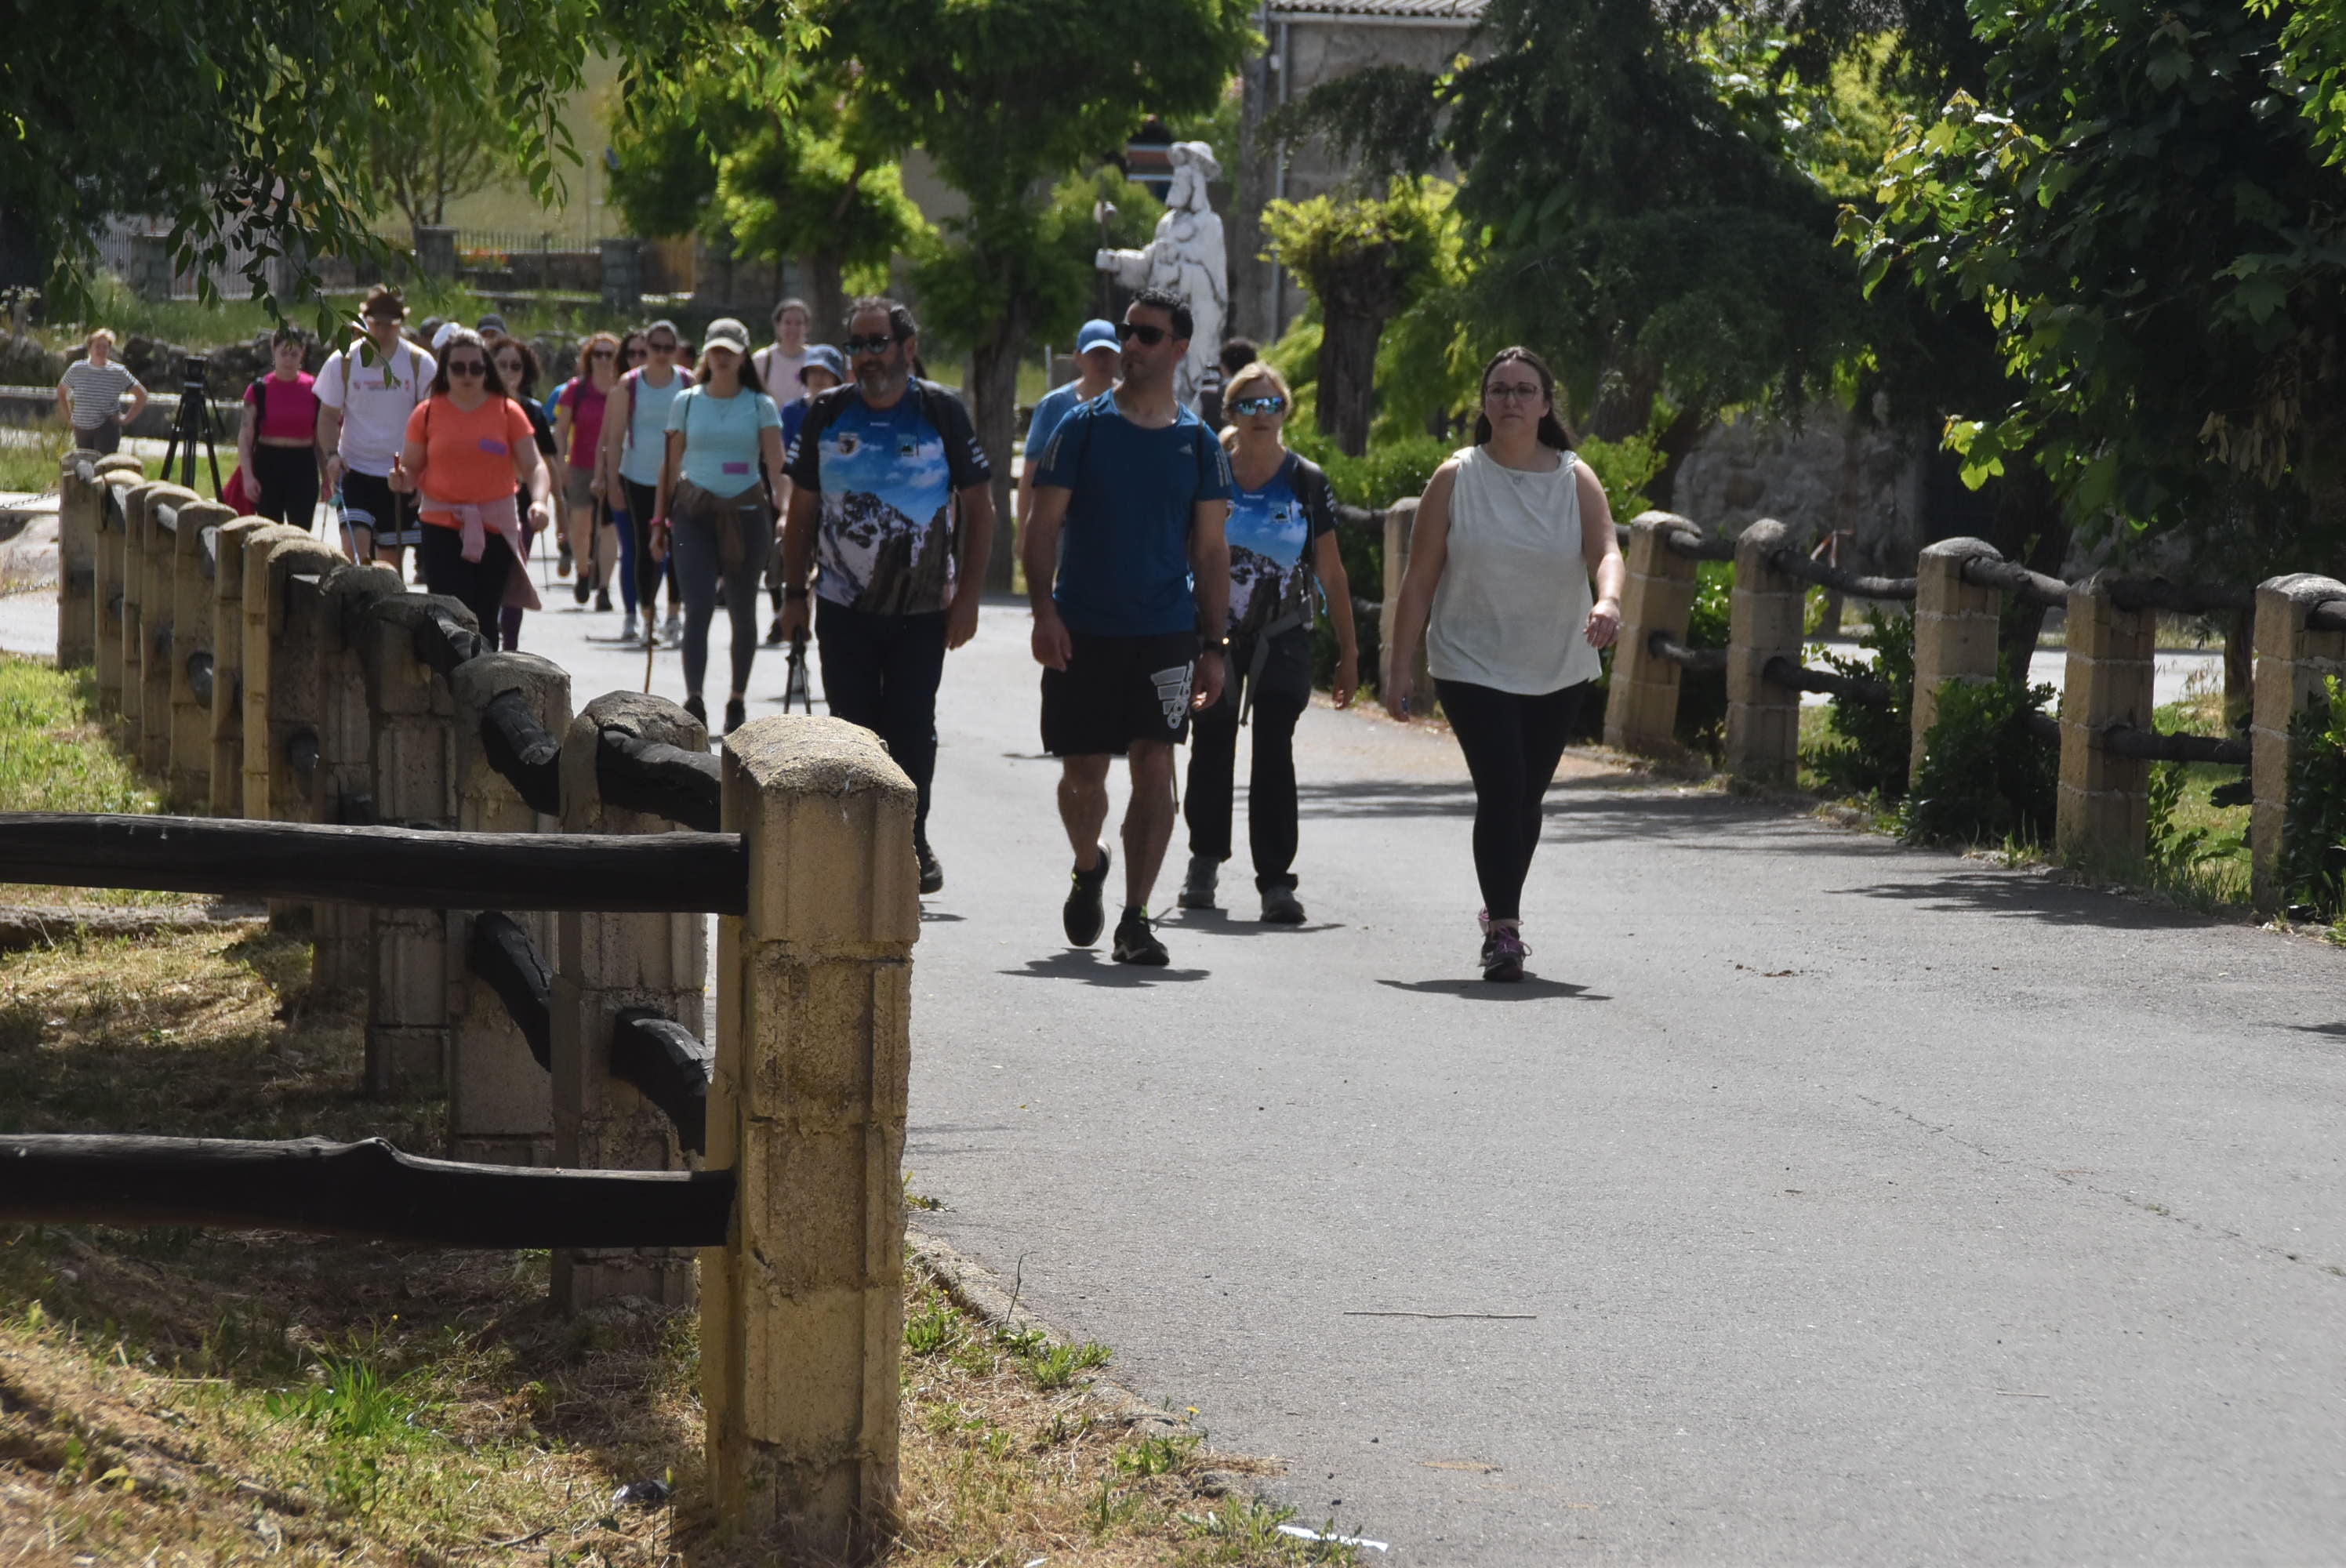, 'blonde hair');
1218,361,1291,450
85,328,117,350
